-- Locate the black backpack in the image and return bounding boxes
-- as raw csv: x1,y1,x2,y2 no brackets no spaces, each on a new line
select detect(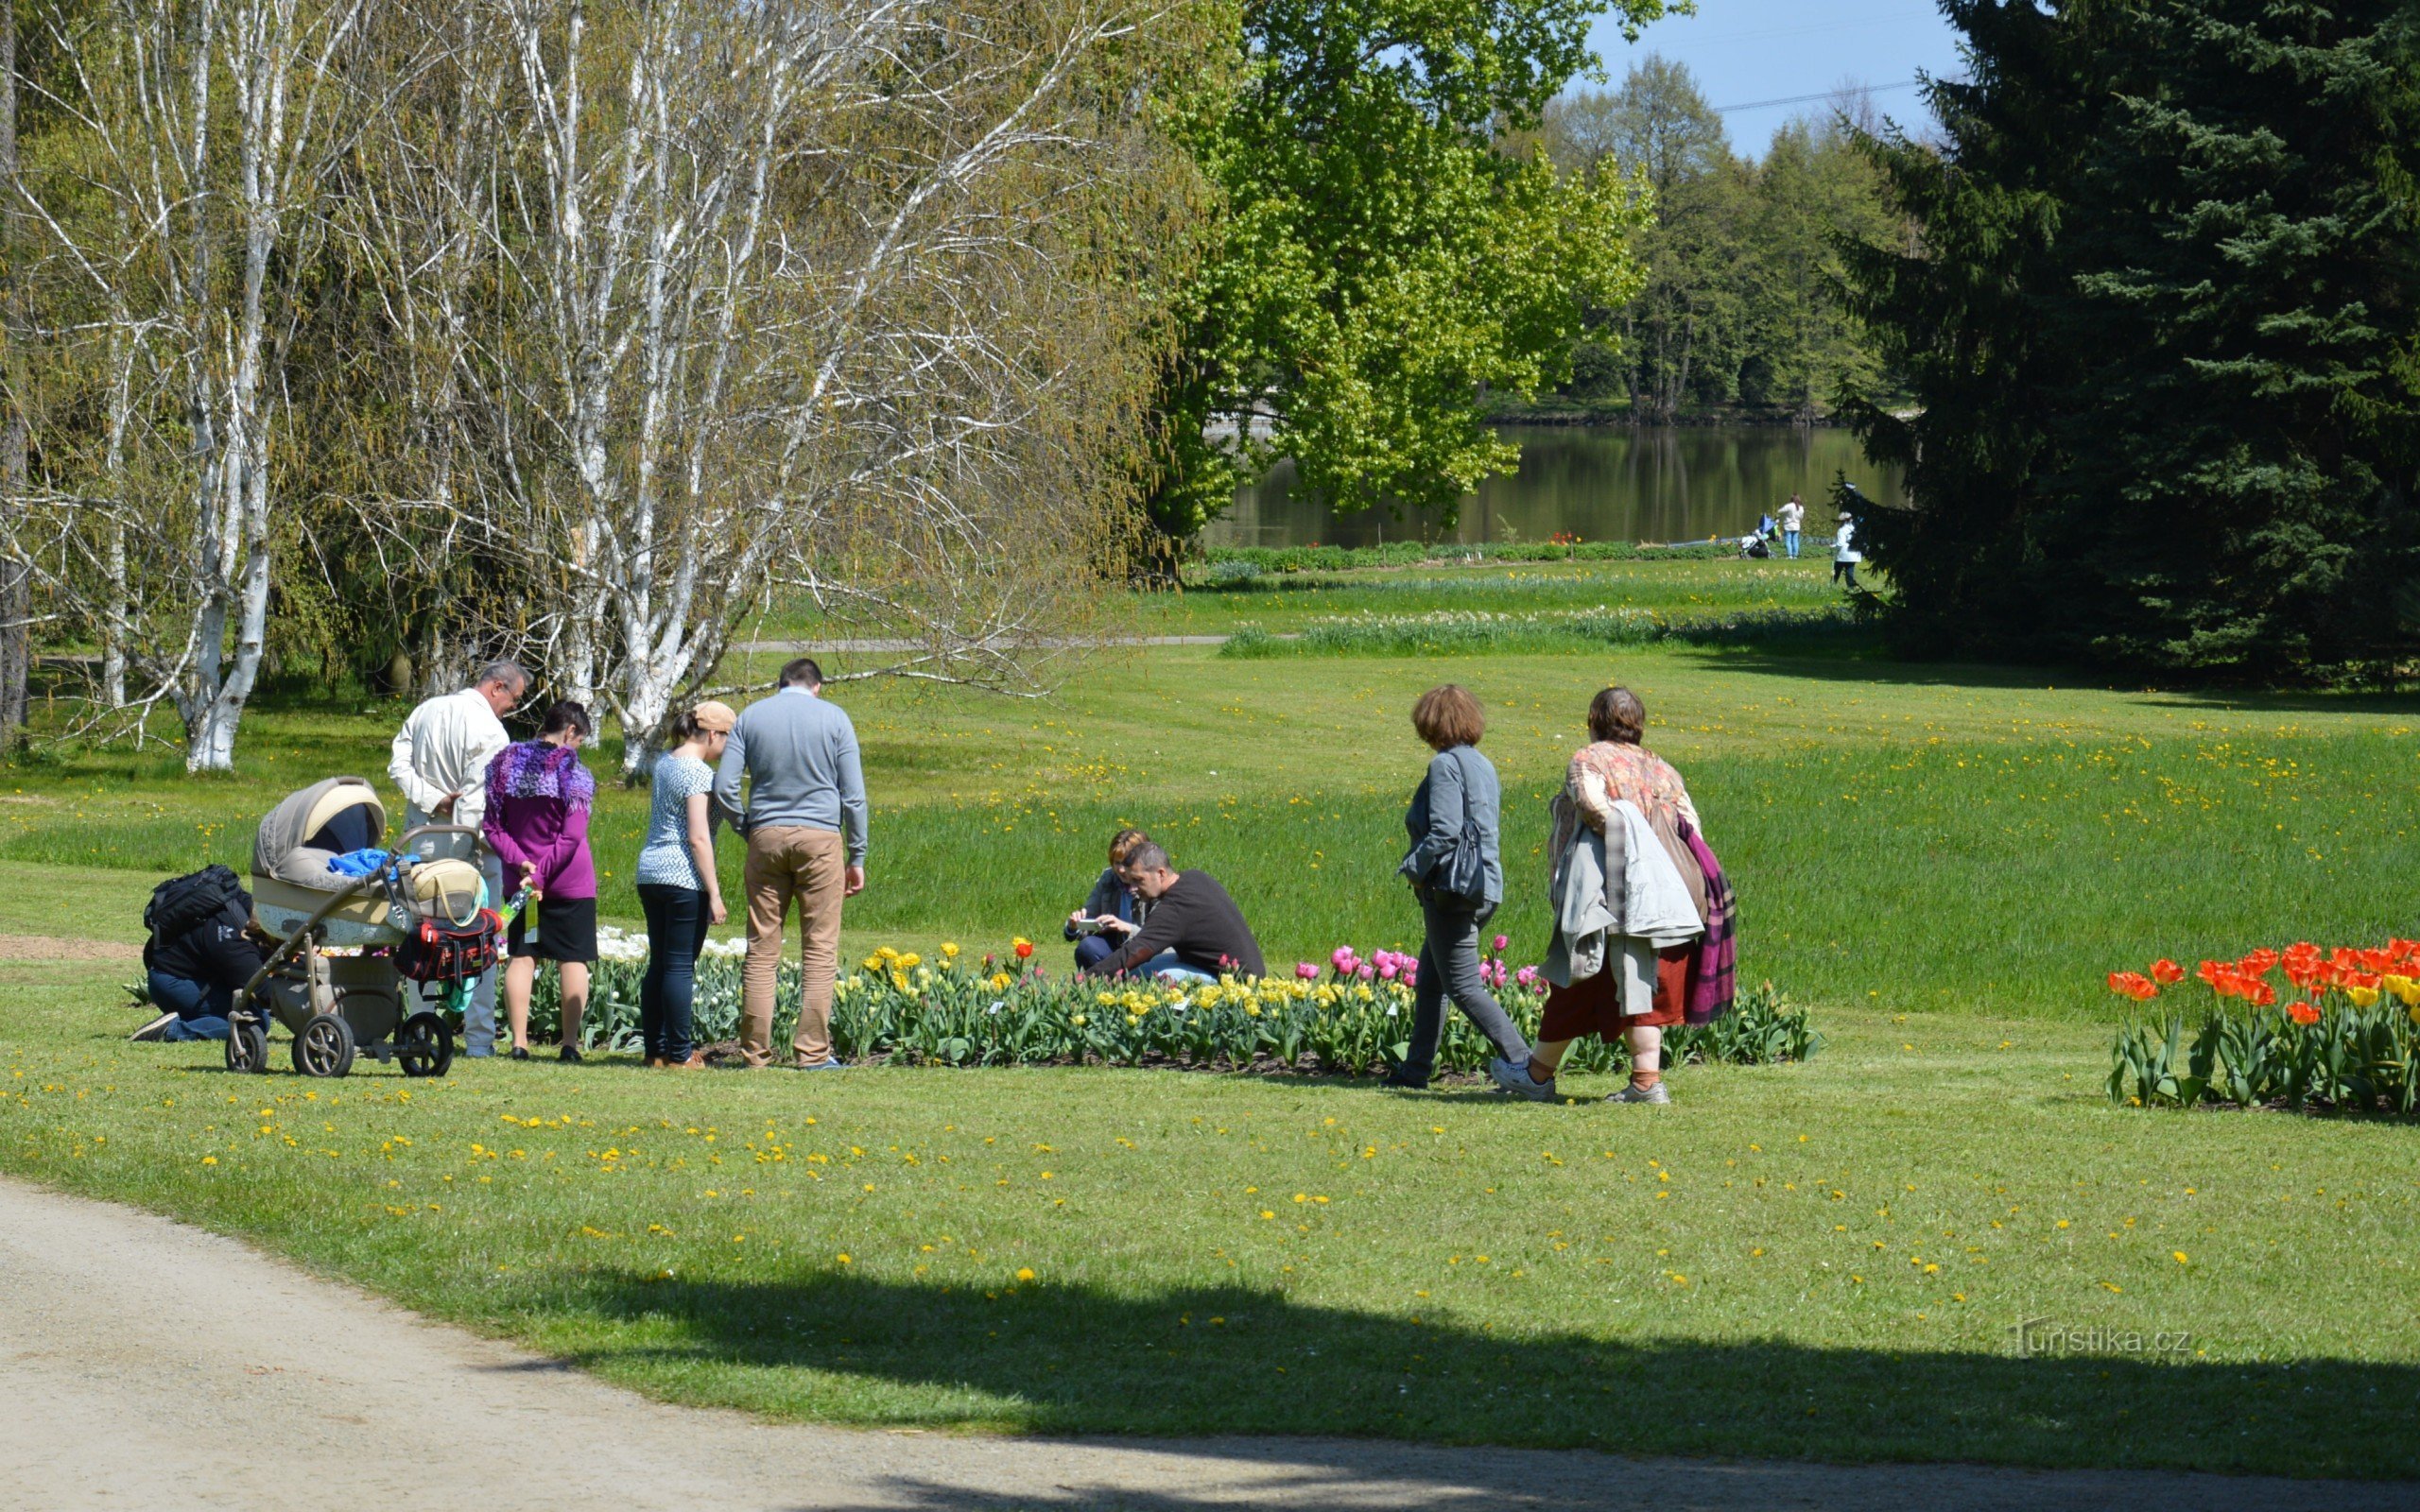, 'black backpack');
145,864,245,949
